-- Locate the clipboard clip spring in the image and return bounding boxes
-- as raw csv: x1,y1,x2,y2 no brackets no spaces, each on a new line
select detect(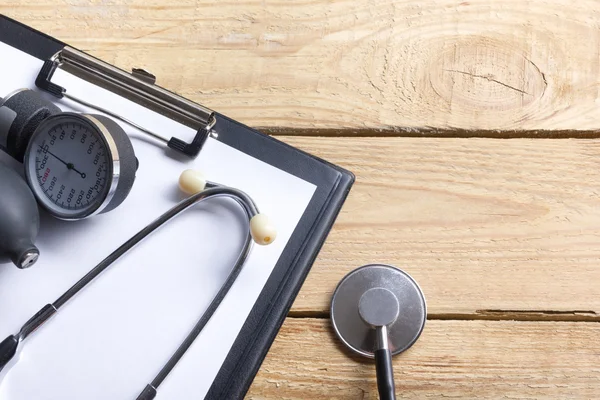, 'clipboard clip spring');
35,46,217,158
